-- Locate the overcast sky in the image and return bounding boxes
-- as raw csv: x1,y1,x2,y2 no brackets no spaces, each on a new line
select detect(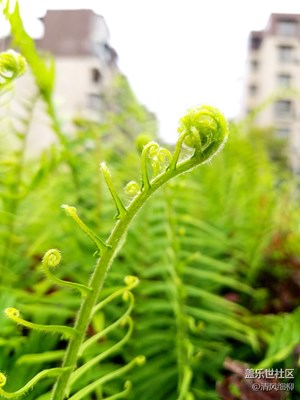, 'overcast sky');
14,1,300,141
